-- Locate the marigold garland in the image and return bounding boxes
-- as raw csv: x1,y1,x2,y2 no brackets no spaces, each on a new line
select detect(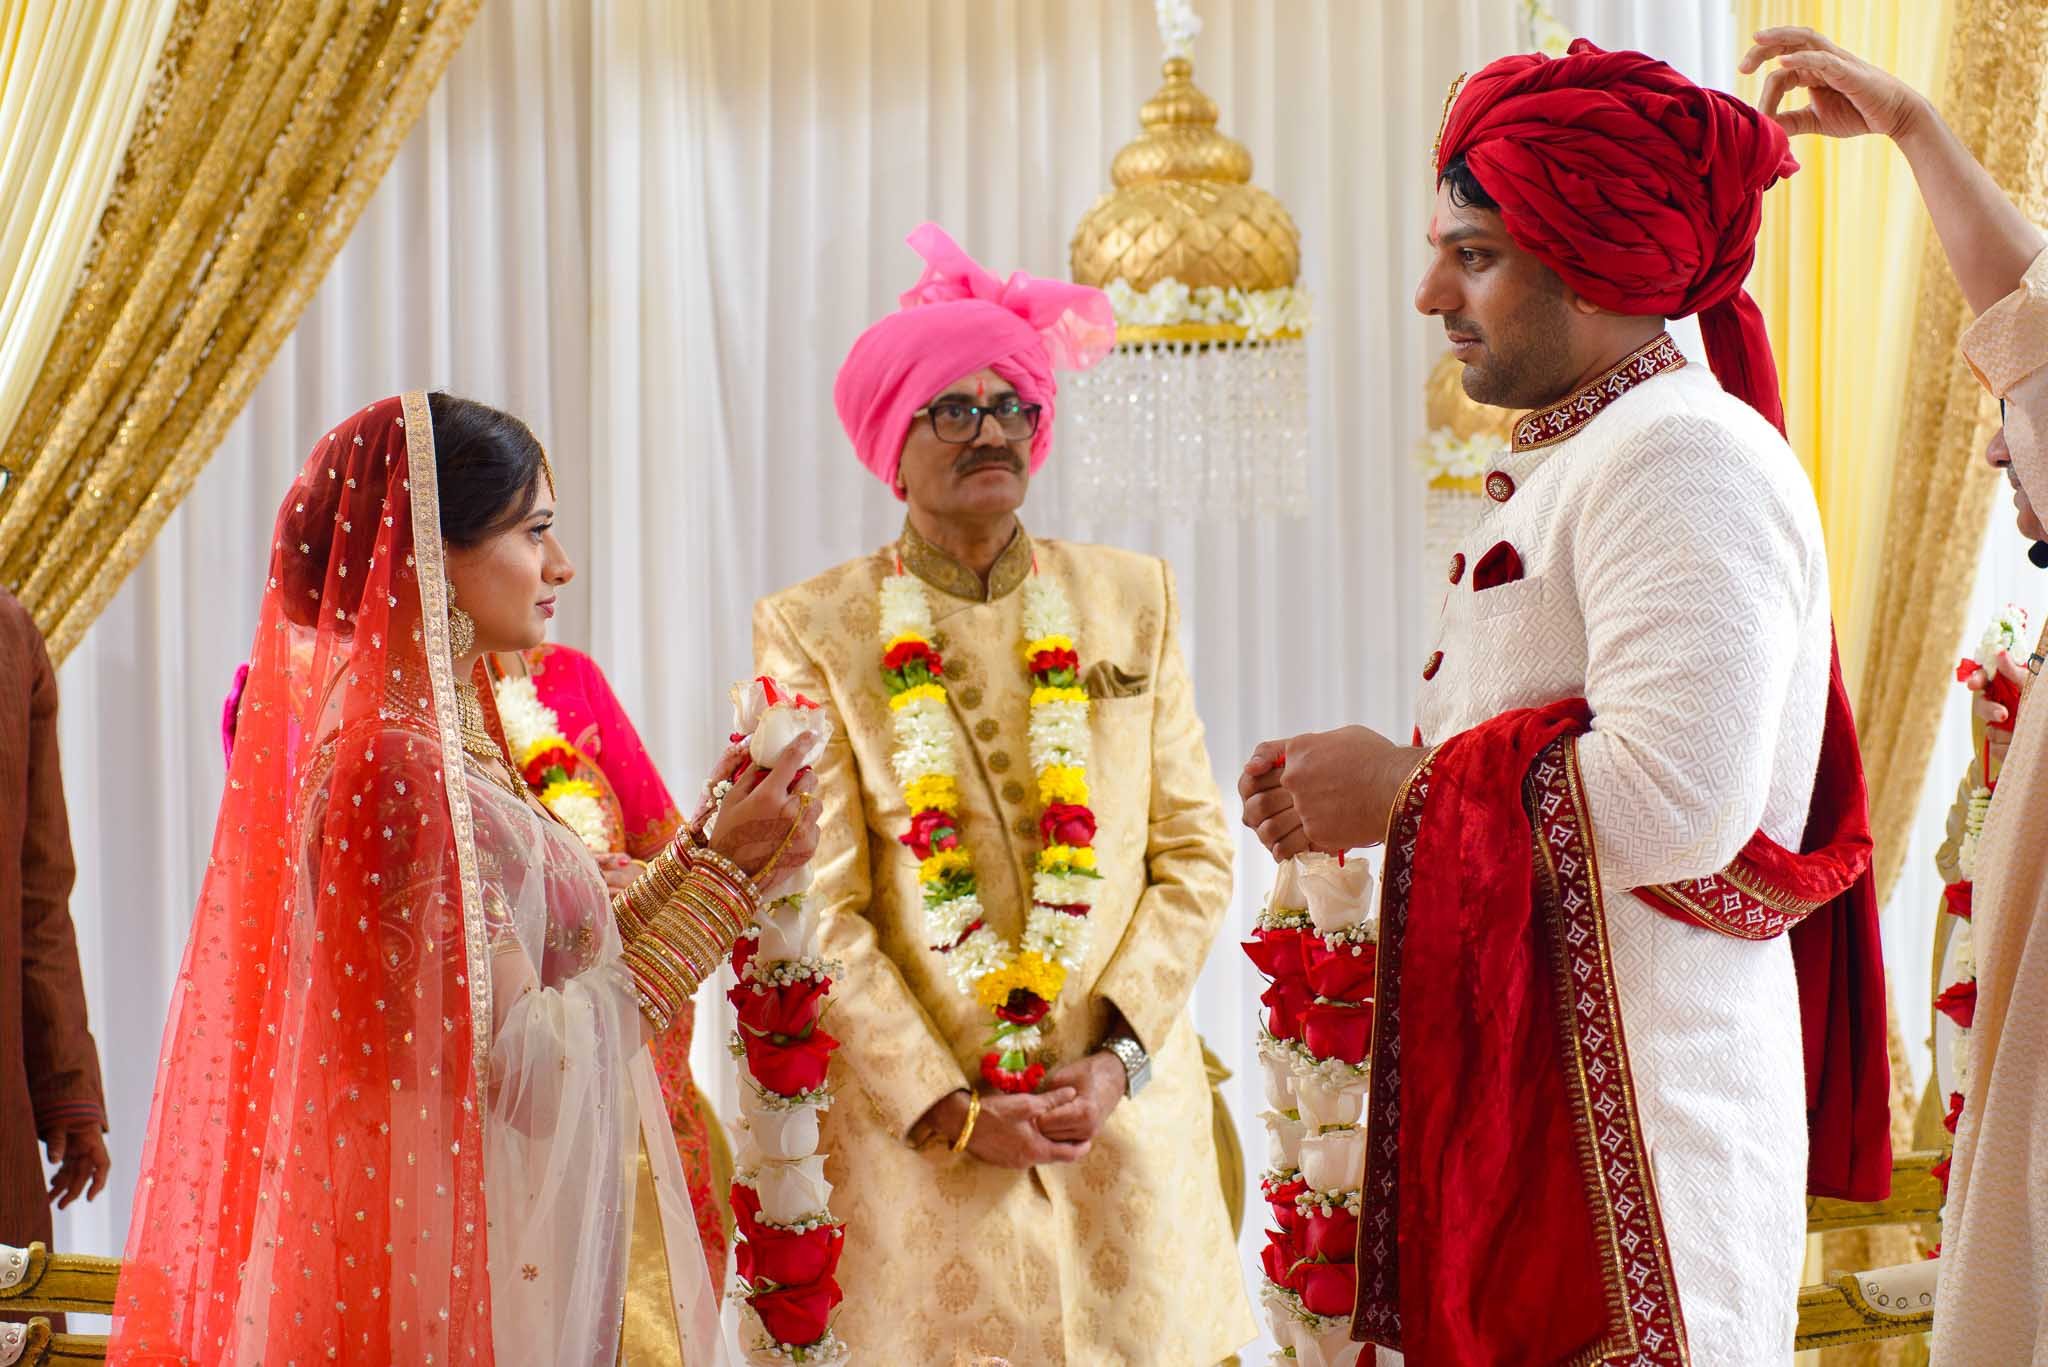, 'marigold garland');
490,674,621,853
879,562,1101,1092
